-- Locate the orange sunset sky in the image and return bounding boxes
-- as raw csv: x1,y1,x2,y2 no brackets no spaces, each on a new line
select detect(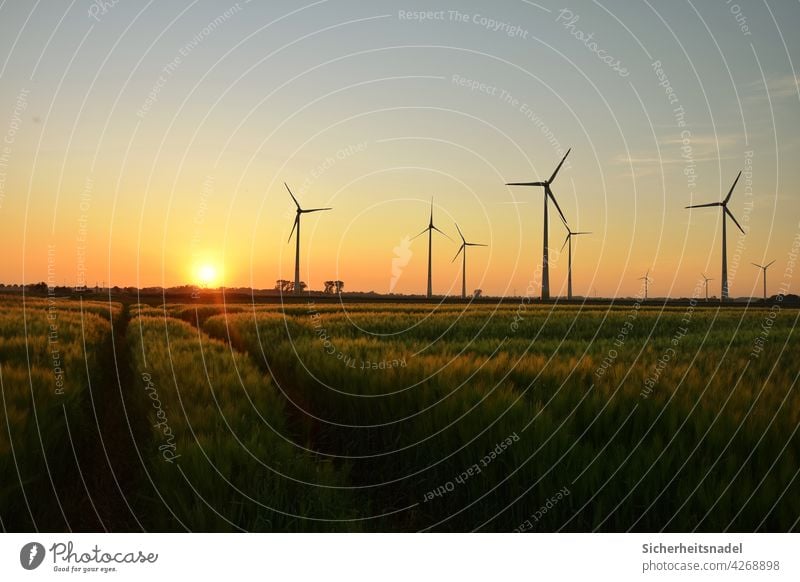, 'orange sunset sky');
0,1,798,298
